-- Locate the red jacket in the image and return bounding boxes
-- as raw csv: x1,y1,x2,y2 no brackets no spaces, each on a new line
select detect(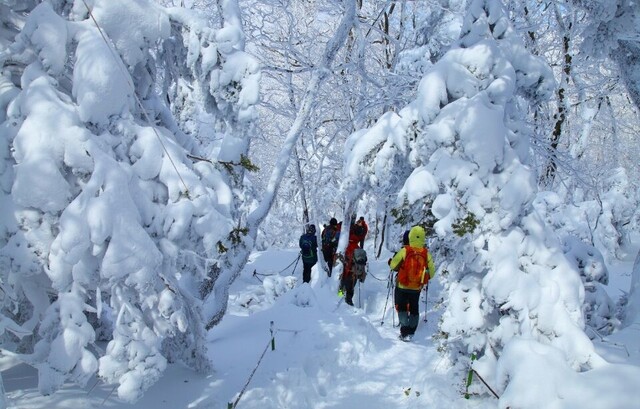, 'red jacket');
344,225,366,276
